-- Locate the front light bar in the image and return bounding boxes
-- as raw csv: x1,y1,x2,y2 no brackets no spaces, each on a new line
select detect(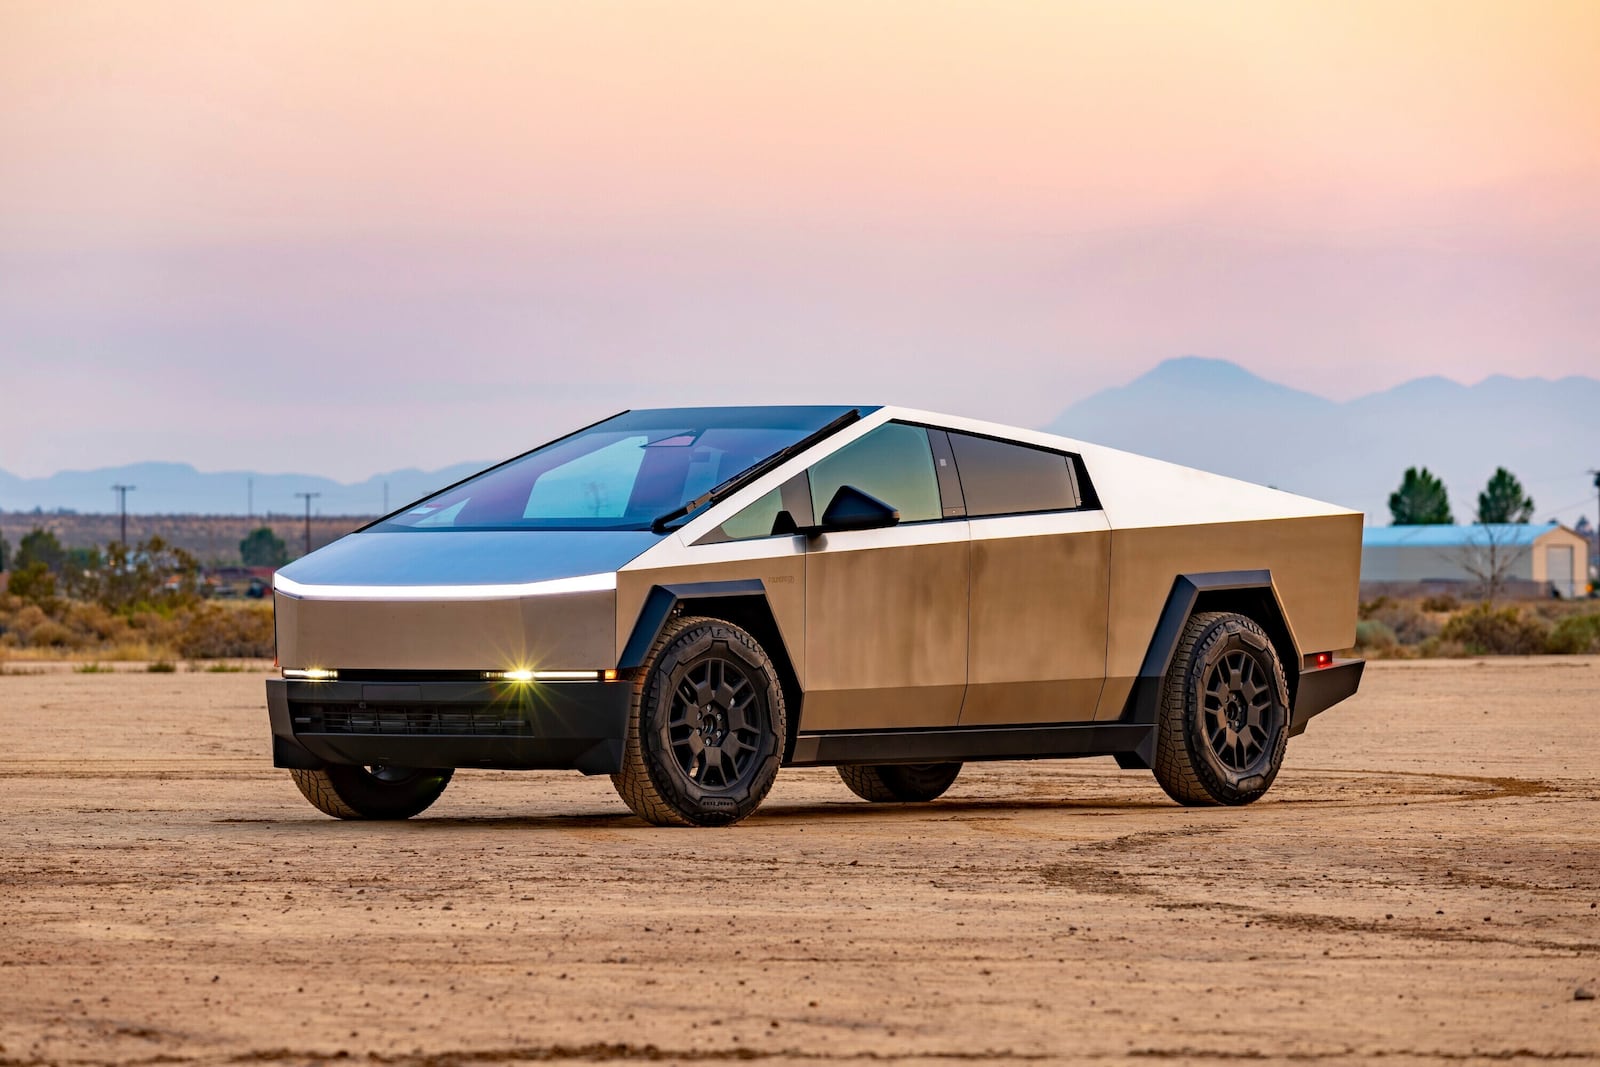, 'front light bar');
482,669,621,683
